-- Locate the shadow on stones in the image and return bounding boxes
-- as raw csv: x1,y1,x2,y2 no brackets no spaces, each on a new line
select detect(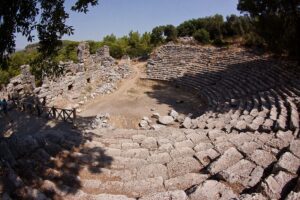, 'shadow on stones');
0,98,113,199
143,80,204,117
280,176,299,200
